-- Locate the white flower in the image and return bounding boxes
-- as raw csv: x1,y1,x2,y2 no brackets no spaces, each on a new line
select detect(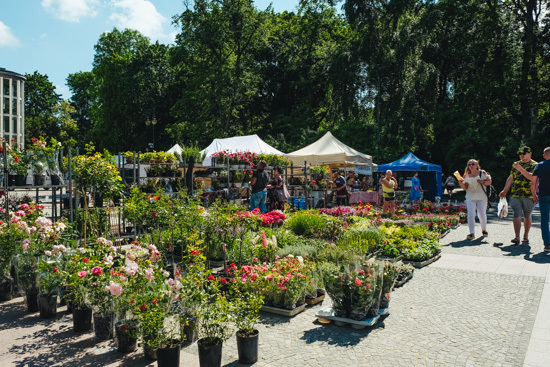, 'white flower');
44,251,52,256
